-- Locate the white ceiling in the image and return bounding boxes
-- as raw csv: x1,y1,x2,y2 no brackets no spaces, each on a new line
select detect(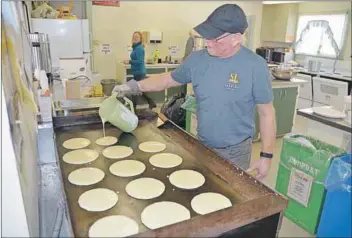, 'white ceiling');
263,1,303,4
